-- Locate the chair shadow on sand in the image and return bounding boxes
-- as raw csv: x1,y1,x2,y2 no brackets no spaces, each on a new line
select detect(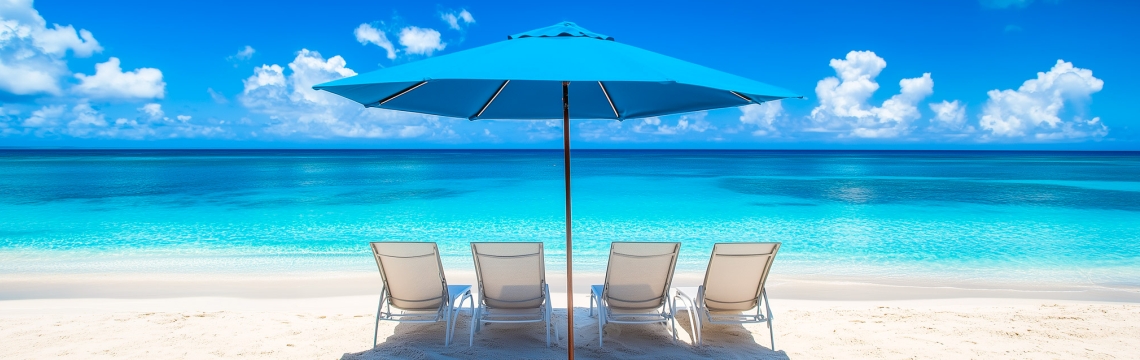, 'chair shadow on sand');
341,308,789,360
